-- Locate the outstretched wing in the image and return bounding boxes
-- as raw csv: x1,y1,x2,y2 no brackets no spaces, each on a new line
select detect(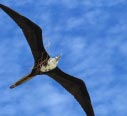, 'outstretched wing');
47,67,95,116
0,4,49,62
